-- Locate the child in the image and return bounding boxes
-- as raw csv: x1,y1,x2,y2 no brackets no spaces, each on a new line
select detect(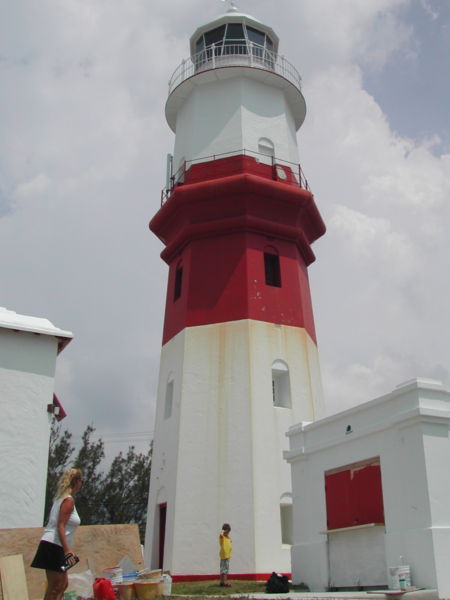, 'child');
219,523,232,587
